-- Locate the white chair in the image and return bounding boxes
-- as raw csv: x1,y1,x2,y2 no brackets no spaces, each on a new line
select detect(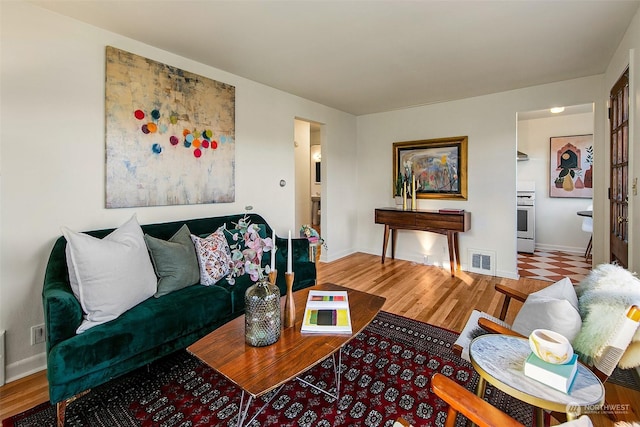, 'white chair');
582,204,593,261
